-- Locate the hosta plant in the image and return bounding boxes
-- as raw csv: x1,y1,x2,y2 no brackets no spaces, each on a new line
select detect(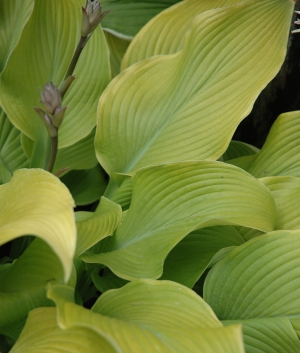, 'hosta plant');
0,0,299,352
